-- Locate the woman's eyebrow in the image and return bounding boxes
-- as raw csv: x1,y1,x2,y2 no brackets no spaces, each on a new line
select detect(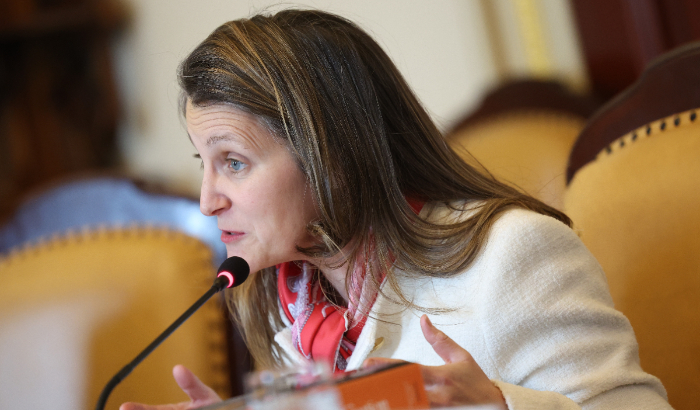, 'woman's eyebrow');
184,132,237,147
208,131,269,154
206,134,237,147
